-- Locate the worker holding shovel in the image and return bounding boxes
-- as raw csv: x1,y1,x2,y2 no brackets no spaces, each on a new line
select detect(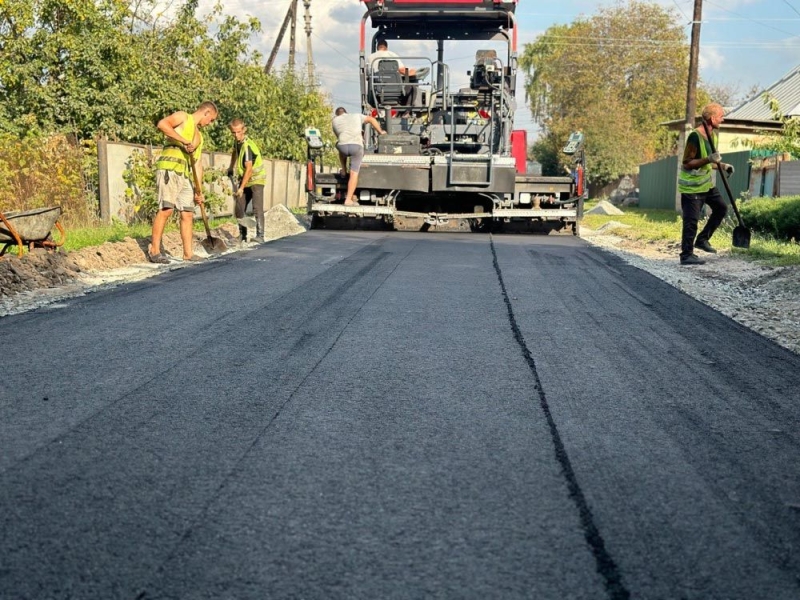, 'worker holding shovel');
678,102,735,265
148,101,218,263
228,118,266,244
